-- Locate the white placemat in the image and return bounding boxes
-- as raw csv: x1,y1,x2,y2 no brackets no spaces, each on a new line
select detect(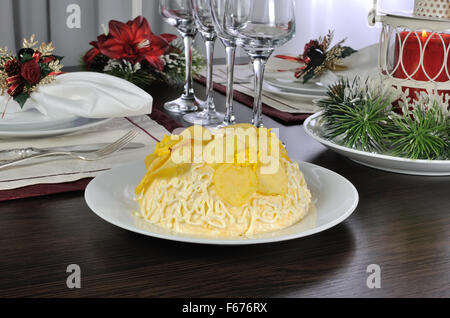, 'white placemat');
212,64,320,114
0,115,167,190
